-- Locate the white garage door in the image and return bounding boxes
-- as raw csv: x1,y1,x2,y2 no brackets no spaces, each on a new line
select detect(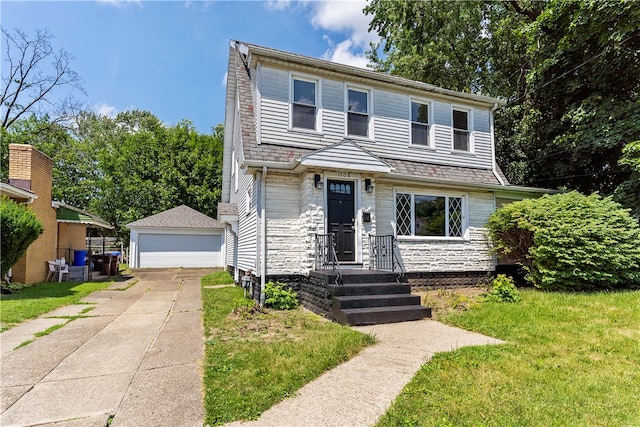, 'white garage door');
138,233,221,268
